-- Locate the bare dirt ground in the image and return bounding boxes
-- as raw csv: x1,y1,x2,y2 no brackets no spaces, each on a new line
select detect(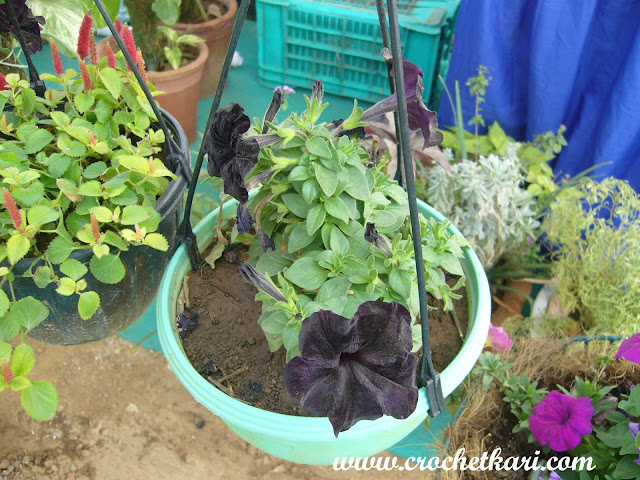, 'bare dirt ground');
0,337,429,480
